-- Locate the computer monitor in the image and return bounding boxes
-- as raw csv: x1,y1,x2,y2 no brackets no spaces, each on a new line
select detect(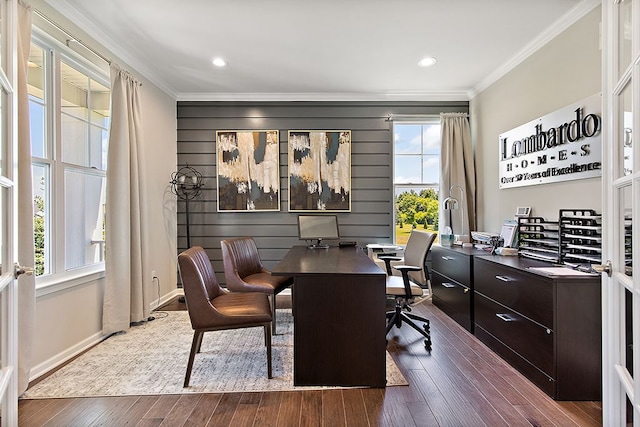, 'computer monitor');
297,215,340,249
